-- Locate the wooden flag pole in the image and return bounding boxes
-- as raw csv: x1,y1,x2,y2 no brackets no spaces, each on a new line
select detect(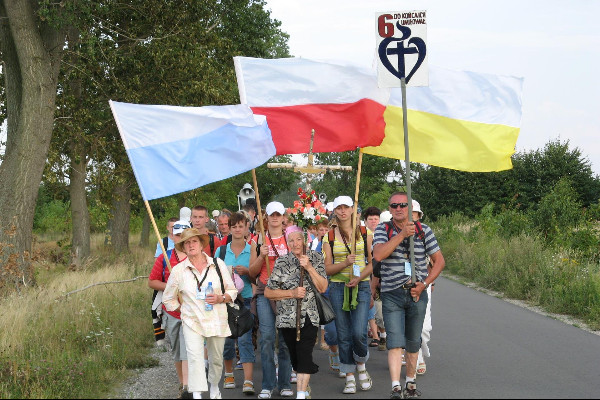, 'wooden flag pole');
401,77,417,301
144,200,173,272
251,169,271,277
350,149,364,255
